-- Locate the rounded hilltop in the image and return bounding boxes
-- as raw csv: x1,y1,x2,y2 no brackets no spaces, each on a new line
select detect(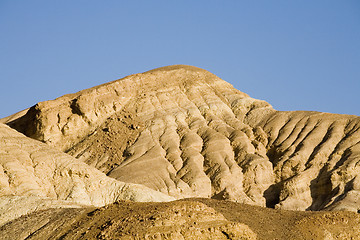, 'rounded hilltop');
134,64,227,89
70,64,235,101
143,64,213,74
